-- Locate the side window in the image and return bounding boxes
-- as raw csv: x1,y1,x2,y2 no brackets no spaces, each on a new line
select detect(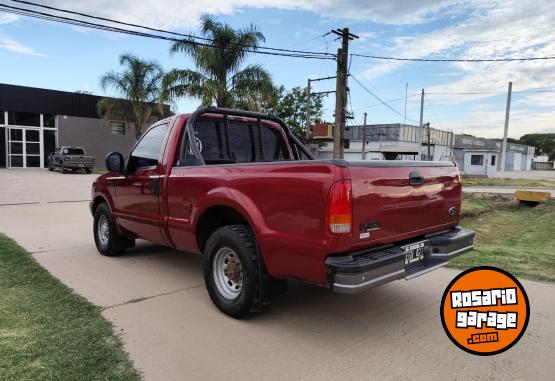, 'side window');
130,123,169,169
